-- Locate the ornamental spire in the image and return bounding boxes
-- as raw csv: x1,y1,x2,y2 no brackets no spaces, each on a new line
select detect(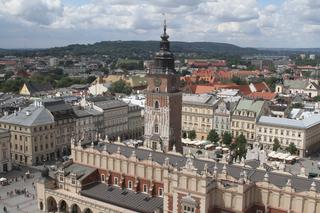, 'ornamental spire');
161,13,169,41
